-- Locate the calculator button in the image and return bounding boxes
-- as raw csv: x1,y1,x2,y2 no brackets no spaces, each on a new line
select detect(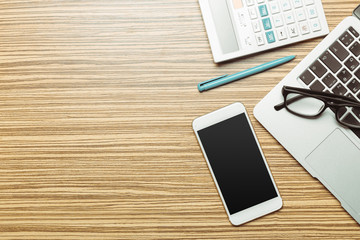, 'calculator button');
295,9,306,22
276,28,288,40
348,27,359,37
304,0,314,5
349,42,360,57
262,18,272,30
281,0,292,11
284,12,295,24
273,14,284,27
288,24,299,38
266,31,276,43
249,6,258,19
299,69,315,85
310,19,321,32
306,6,318,19
269,1,280,14
257,0,265,3
292,0,303,8
329,41,349,61
252,20,262,33
246,0,255,6
237,12,246,27
258,5,269,17
245,36,255,46
309,60,327,78
299,22,310,35
255,33,265,46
